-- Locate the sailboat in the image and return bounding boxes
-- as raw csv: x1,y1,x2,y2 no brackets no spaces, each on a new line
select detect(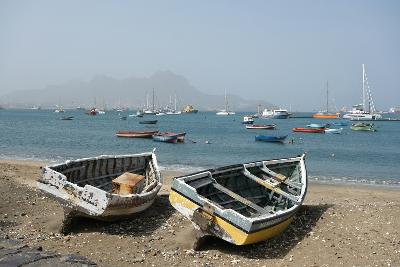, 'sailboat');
166,94,181,115
144,89,157,115
216,90,235,115
343,64,382,121
313,81,340,119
